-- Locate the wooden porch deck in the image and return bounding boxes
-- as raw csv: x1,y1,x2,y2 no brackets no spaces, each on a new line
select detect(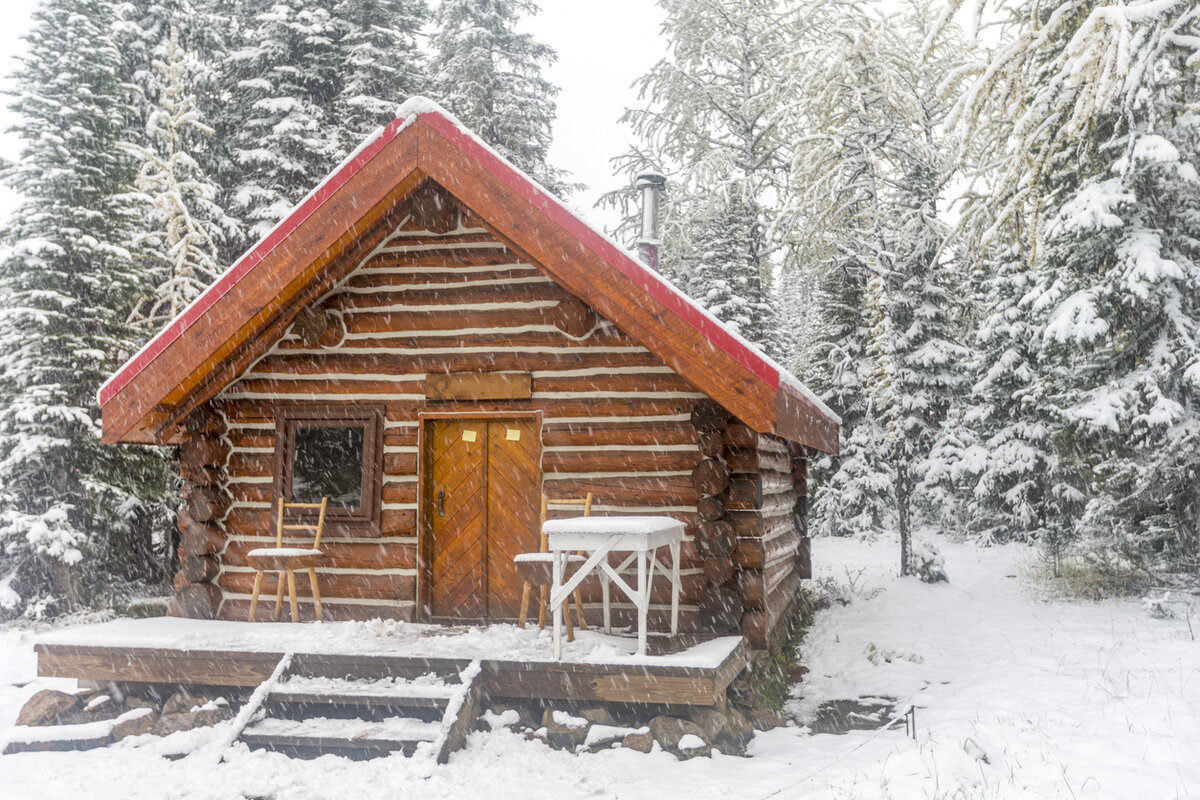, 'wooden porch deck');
34,619,748,707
